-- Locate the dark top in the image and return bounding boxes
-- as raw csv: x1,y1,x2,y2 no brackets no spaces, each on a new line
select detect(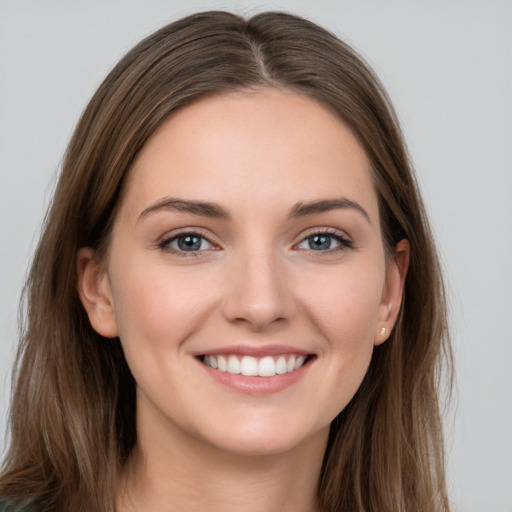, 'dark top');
0,499,32,511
